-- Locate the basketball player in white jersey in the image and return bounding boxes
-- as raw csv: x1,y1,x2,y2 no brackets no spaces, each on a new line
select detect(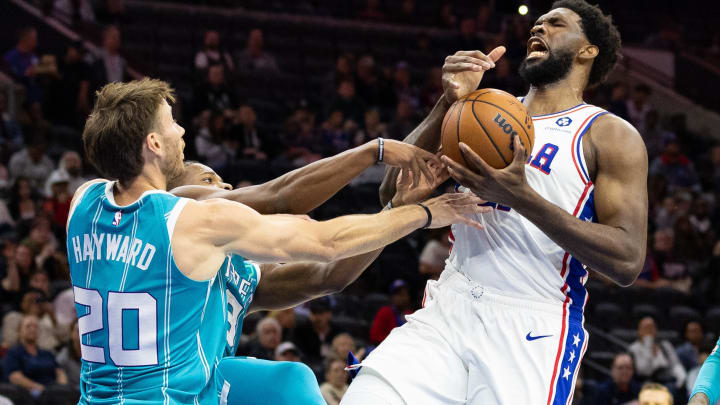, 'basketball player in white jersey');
342,1,648,404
